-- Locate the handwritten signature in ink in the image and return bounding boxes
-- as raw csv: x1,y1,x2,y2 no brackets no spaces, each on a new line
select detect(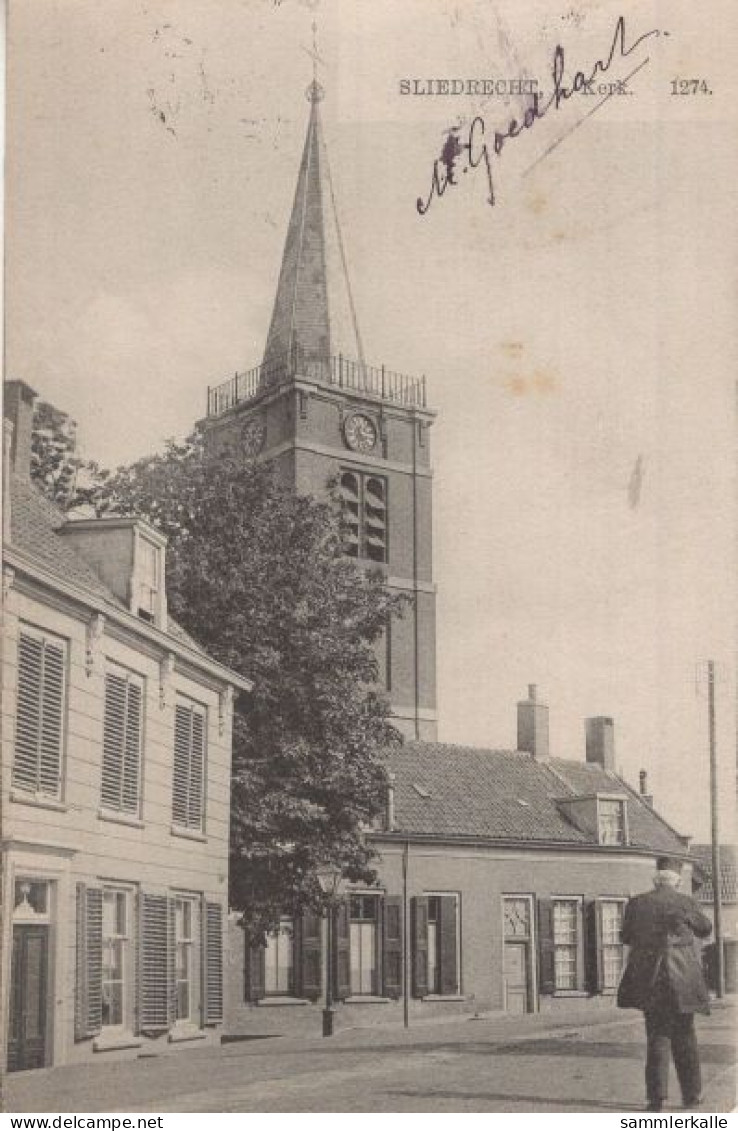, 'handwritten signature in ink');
416,16,663,215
